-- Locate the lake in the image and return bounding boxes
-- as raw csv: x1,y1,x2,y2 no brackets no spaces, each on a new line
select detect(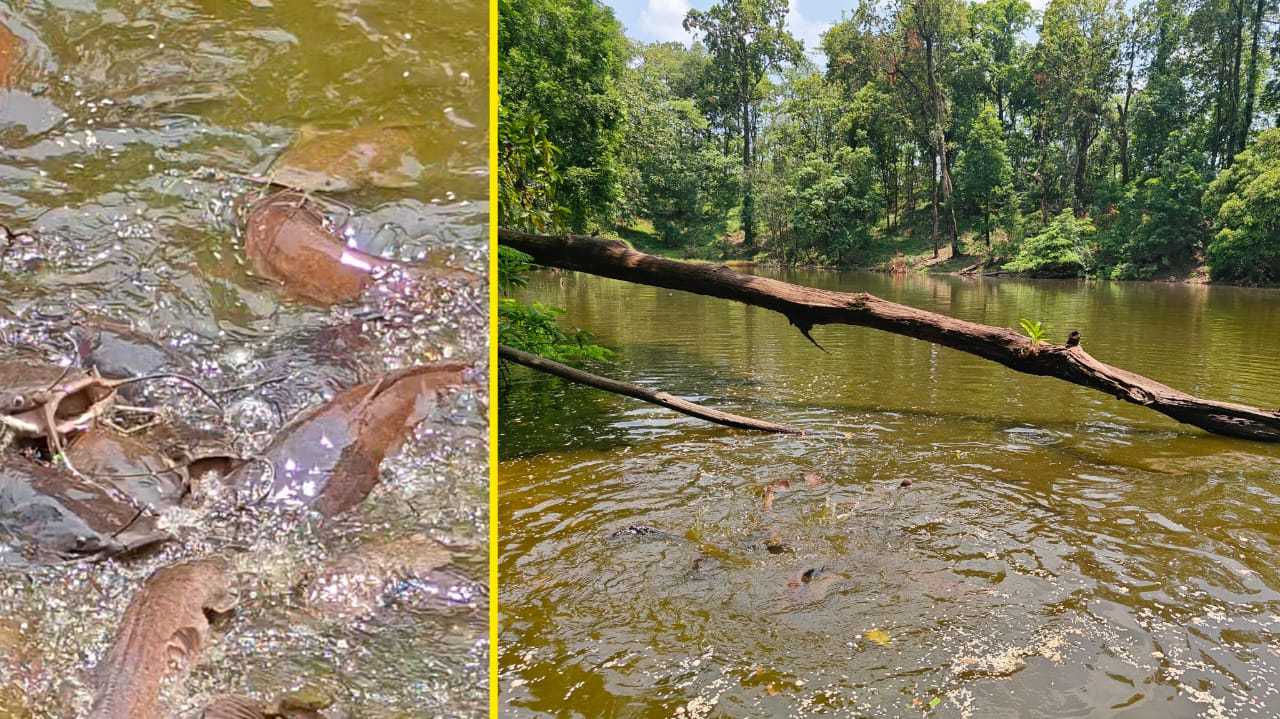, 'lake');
500,269,1280,718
